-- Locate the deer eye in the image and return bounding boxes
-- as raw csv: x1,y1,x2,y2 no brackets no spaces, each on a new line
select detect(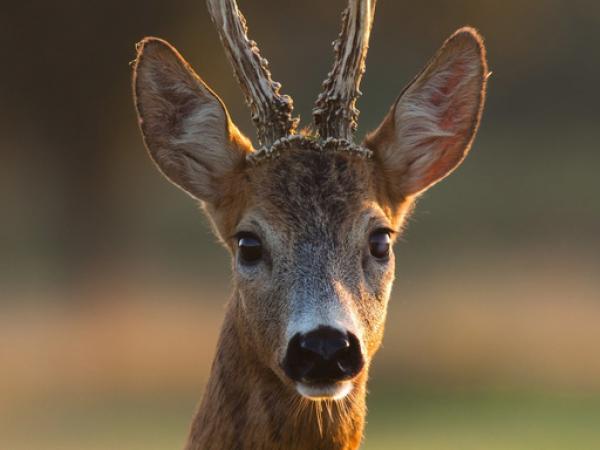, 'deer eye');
369,229,391,260
237,233,263,265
